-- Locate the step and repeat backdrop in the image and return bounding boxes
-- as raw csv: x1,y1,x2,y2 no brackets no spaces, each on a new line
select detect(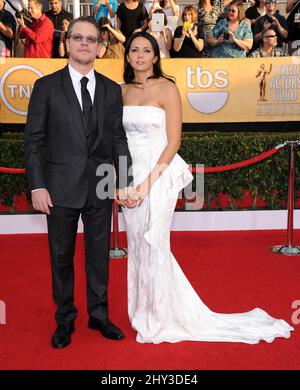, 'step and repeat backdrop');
0,57,299,123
